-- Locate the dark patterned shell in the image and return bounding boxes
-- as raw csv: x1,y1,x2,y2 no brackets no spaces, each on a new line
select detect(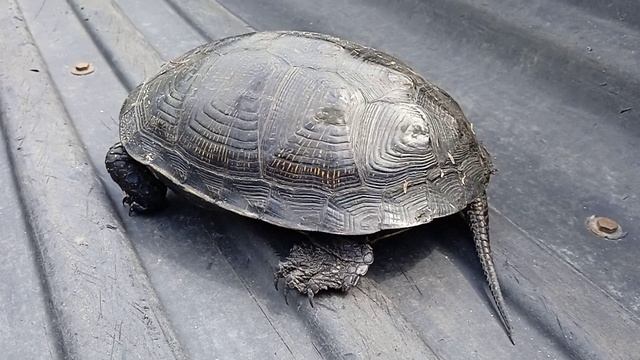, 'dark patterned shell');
119,31,492,235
